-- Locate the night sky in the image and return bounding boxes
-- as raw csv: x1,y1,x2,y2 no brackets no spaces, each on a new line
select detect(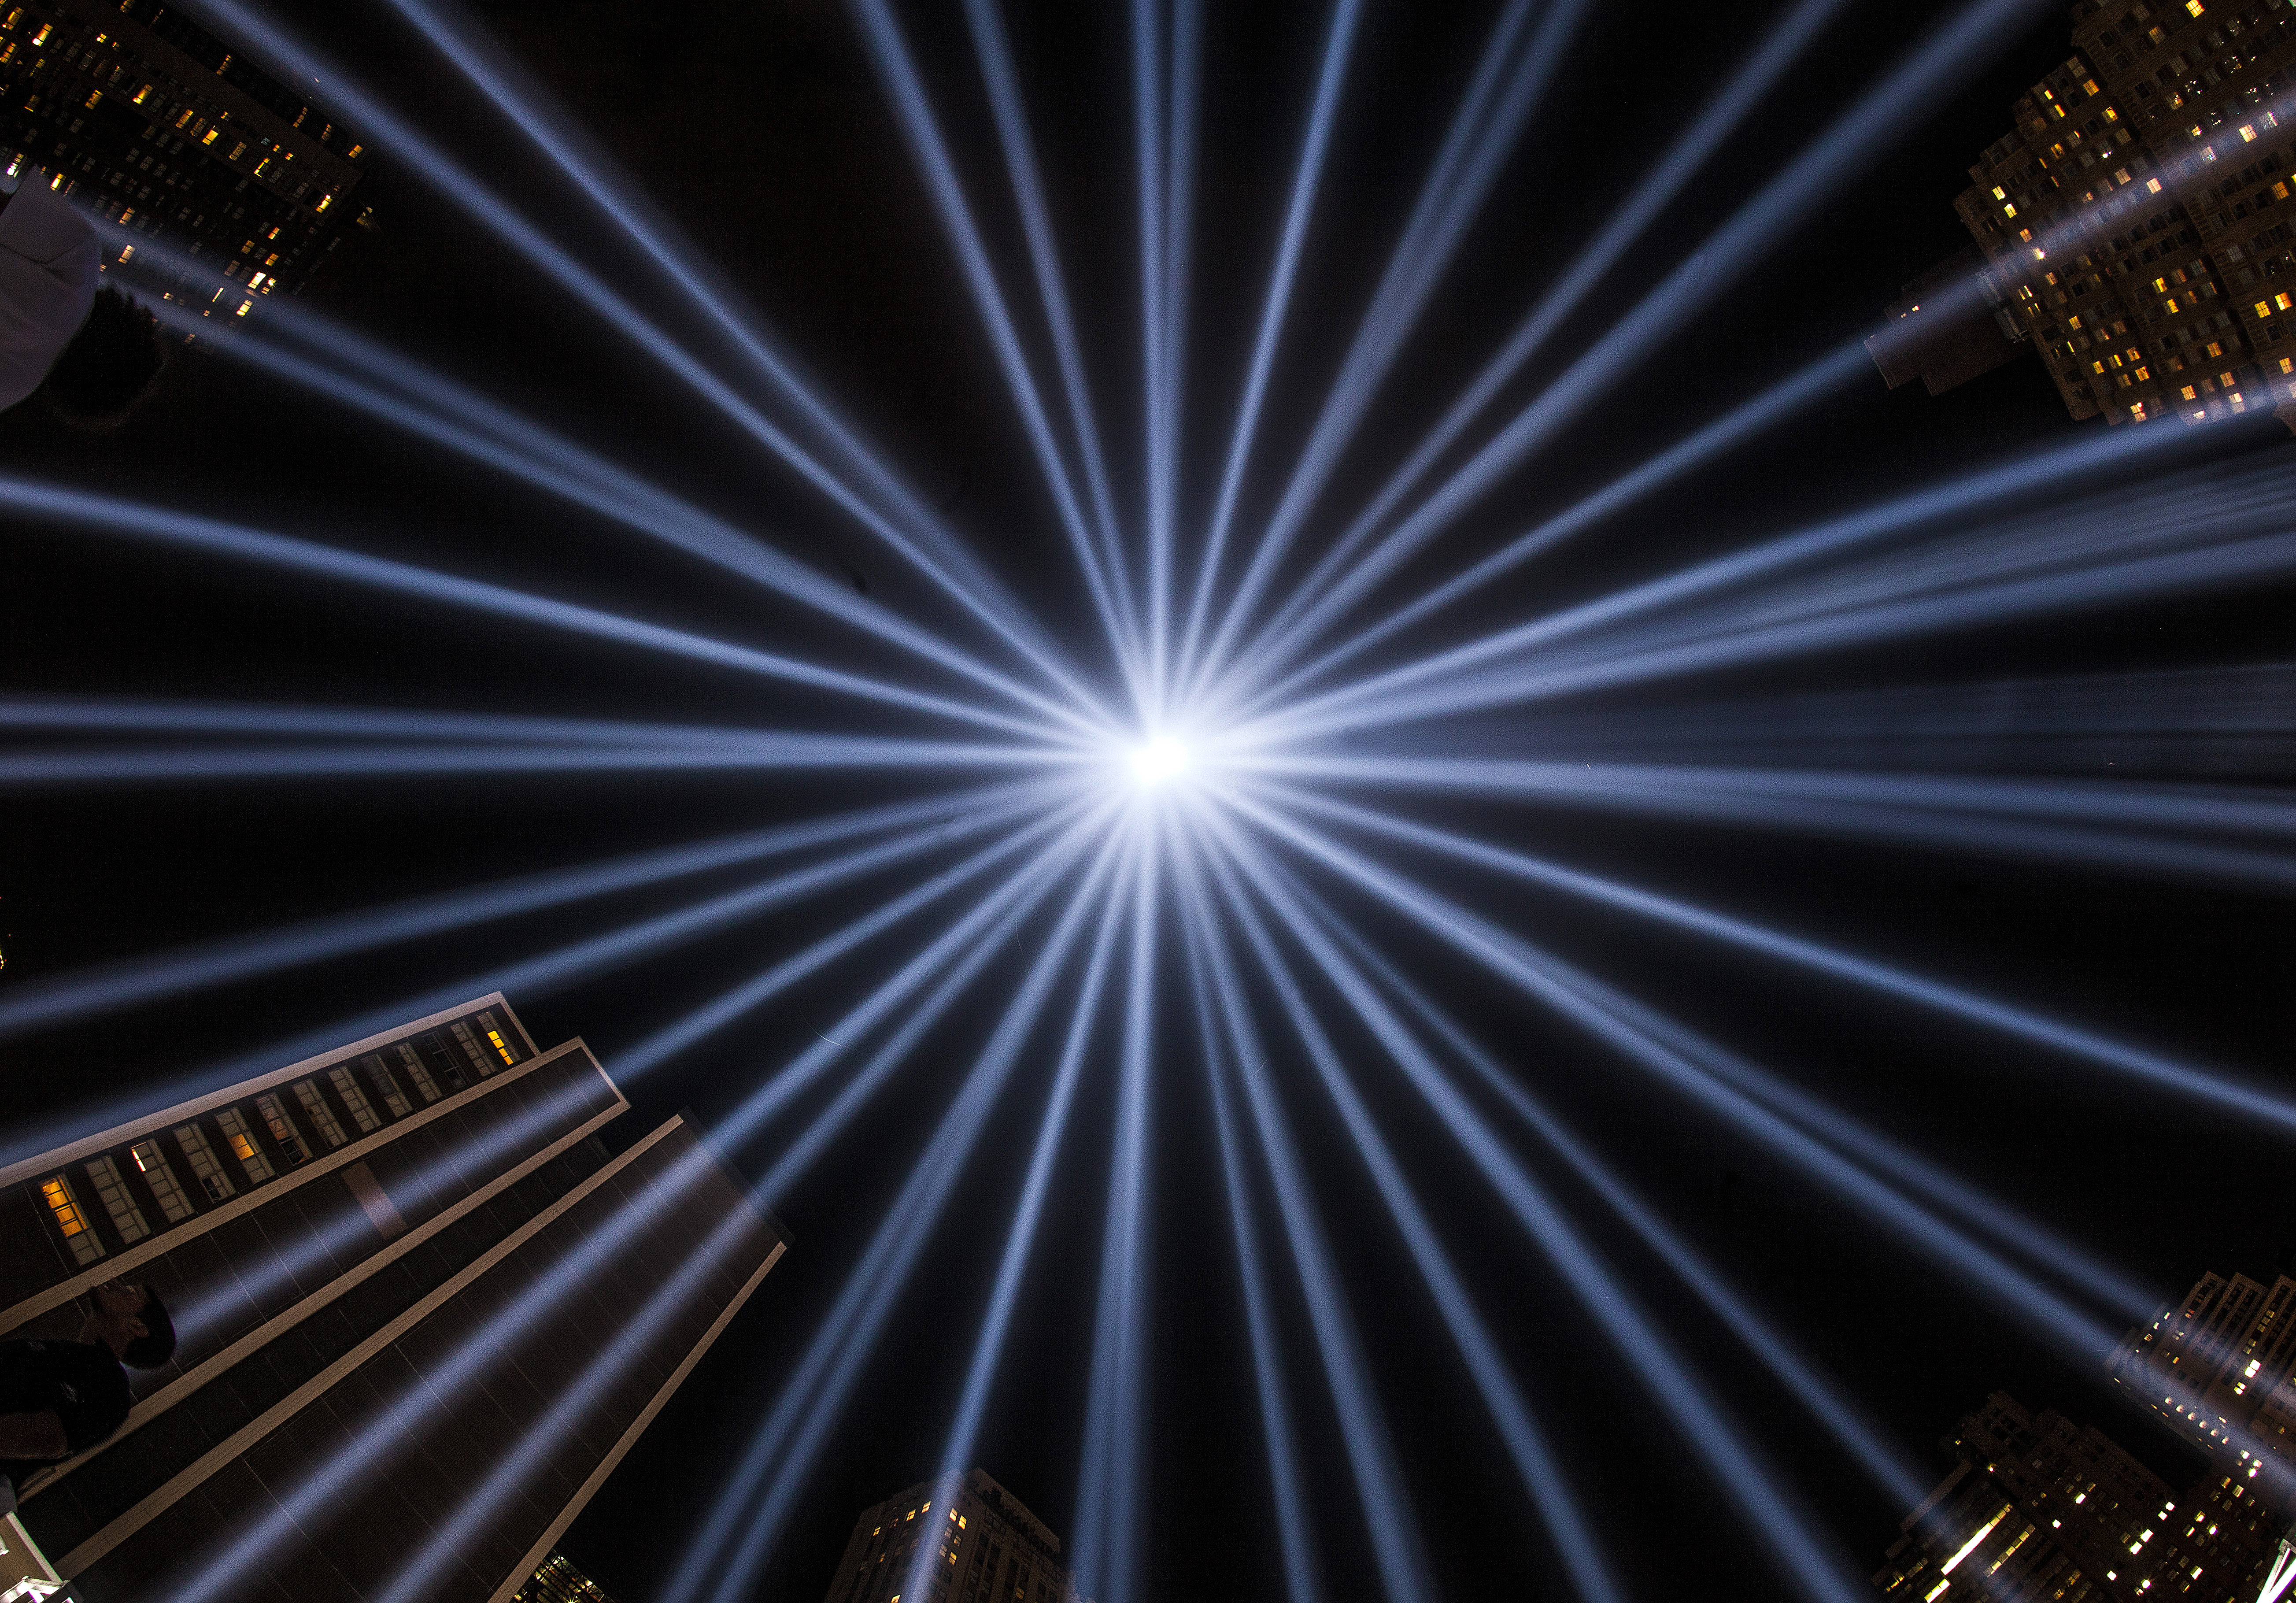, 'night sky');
6,1,2296,1601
